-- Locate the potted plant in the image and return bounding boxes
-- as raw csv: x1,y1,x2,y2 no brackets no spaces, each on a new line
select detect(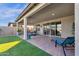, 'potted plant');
17,29,23,35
